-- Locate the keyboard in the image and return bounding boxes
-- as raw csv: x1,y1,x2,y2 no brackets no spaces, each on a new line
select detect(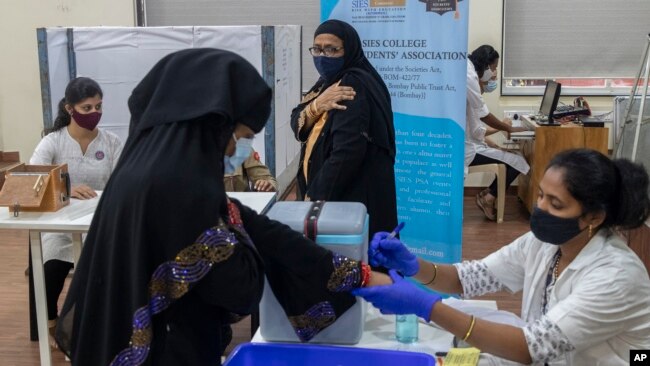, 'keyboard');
519,115,541,130
553,105,590,118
